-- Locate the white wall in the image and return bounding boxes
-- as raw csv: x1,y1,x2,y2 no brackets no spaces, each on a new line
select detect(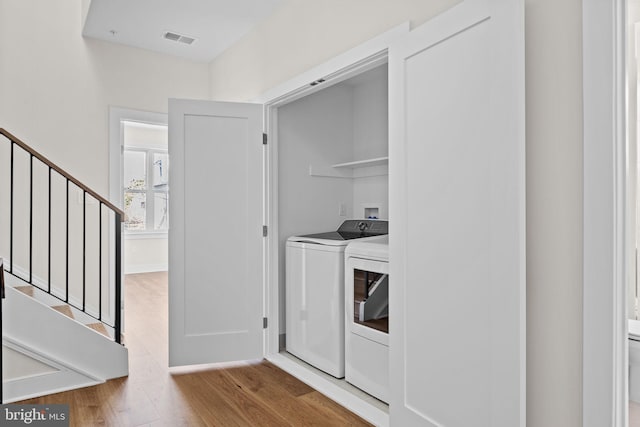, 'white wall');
208,0,461,101
208,0,585,425
0,0,209,199
278,83,355,237
0,0,202,287
124,238,168,274
525,1,583,425
351,65,388,220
